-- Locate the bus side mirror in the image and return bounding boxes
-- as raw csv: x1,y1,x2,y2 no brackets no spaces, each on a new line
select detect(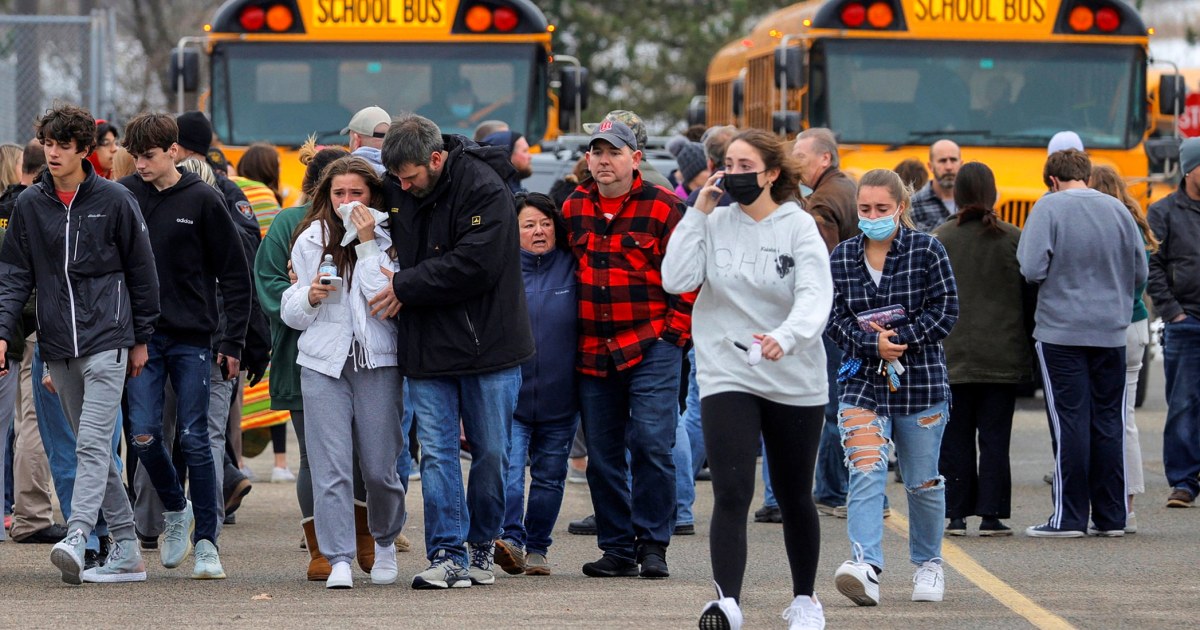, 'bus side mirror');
774,46,803,90
1159,74,1186,116
169,49,199,93
1146,136,1181,174
687,96,707,127
773,111,801,135
560,66,590,129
